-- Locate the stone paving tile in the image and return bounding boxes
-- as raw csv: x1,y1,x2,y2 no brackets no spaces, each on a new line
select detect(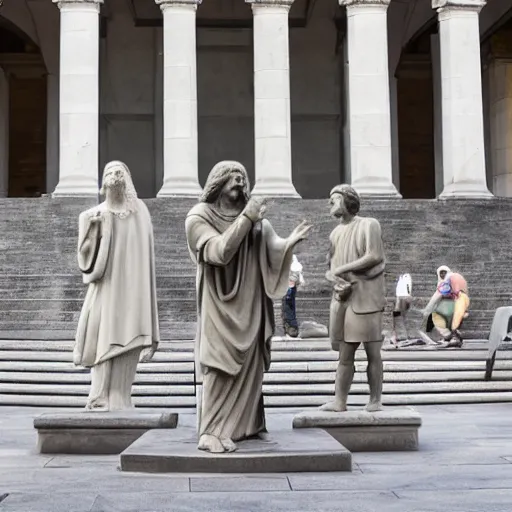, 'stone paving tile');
353,446,512,466
0,454,51,469
190,475,291,492
90,490,398,512
393,489,512,512
44,455,119,469
289,463,512,492
0,468,190,494
0,492,97,512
